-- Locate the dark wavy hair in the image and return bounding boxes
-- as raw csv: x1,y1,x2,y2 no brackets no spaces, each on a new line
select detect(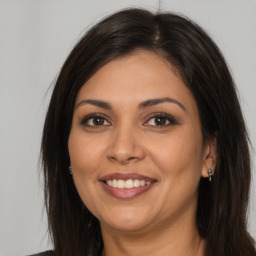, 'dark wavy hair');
41,8,256,256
